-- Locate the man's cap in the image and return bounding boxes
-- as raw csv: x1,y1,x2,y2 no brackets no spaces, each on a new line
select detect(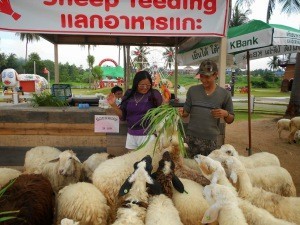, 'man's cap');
197,60,218,76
